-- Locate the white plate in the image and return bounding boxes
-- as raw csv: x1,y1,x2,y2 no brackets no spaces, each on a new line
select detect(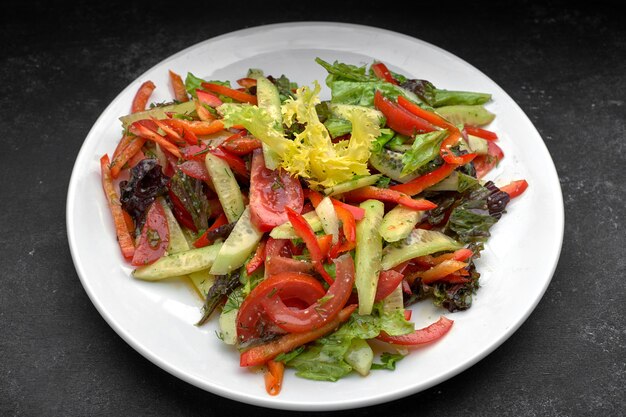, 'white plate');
67,22,564,411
